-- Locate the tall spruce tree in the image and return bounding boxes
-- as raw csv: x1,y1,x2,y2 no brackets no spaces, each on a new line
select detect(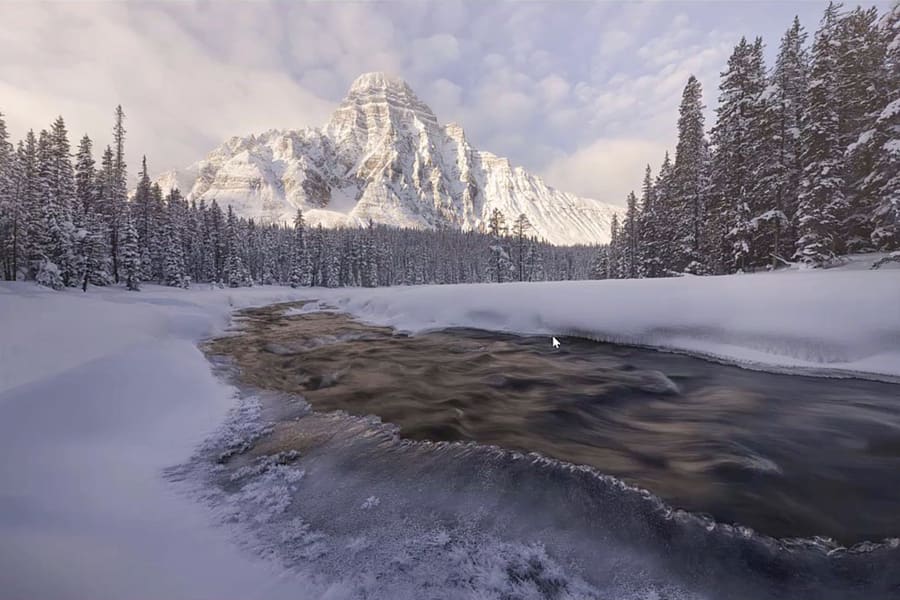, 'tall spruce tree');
867,2,900,251
672,75,711,274
763,17,810,266
838,6,889,250
795,2,846,266
710,37,768,271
